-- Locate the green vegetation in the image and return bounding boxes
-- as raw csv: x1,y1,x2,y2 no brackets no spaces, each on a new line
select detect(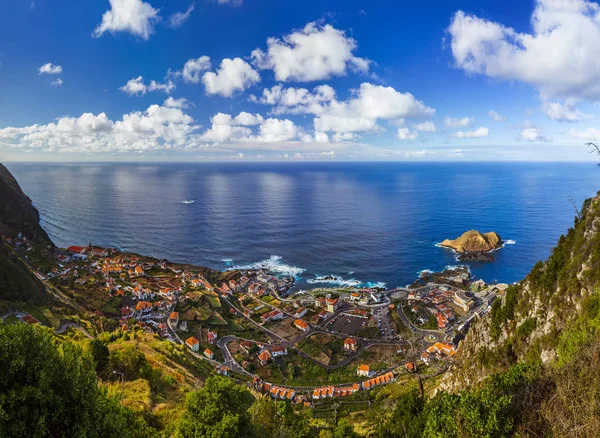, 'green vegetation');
0,243,48,304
